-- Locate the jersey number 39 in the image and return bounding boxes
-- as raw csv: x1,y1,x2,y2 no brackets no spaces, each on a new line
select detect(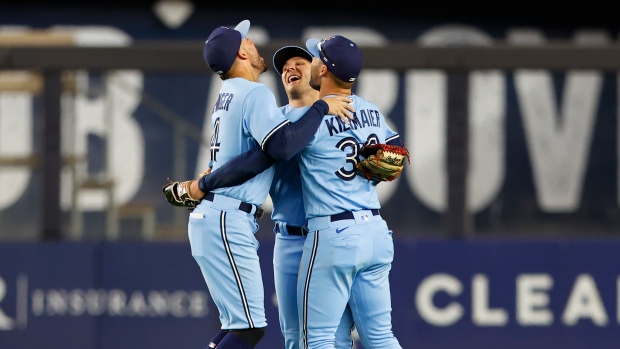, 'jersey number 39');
335,134,379,181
